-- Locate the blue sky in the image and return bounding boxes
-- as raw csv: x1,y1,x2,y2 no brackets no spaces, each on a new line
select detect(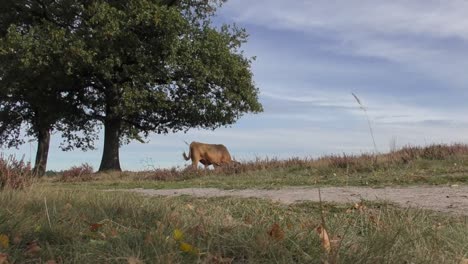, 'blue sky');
4,0,468,170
